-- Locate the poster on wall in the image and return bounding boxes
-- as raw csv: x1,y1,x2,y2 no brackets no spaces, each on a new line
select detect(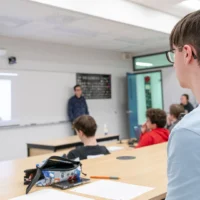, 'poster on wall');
76,73,111,99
